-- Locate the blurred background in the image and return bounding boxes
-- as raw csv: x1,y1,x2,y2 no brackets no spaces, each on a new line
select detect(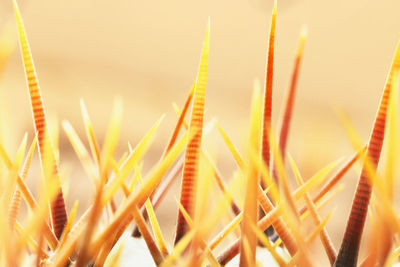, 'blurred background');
1,0,400,265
